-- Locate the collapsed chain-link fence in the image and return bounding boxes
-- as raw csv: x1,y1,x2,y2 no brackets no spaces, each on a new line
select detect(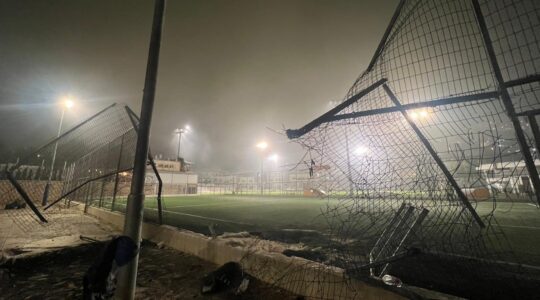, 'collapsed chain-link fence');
0,103,163,246
2,0,540,298
280,0,540,298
